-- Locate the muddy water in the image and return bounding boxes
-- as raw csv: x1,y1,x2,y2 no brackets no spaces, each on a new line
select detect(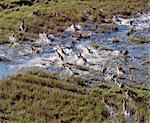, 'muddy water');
0,12,150,85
